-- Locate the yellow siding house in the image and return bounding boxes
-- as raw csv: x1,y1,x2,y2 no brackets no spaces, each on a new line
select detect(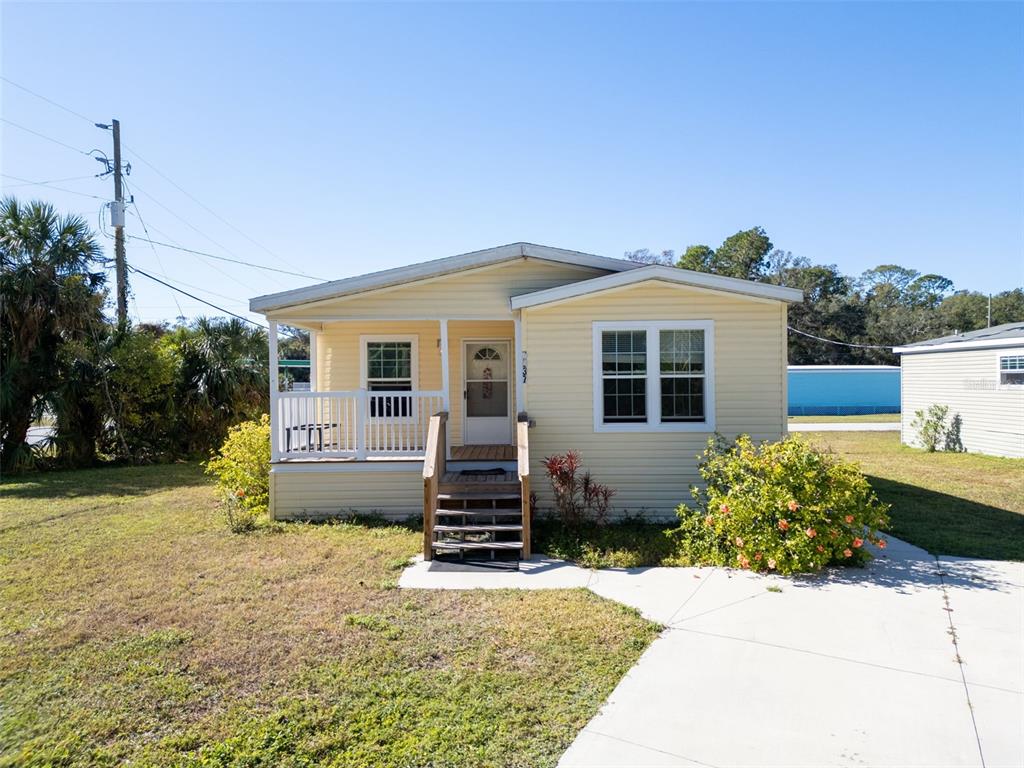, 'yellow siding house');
249,243,803,560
